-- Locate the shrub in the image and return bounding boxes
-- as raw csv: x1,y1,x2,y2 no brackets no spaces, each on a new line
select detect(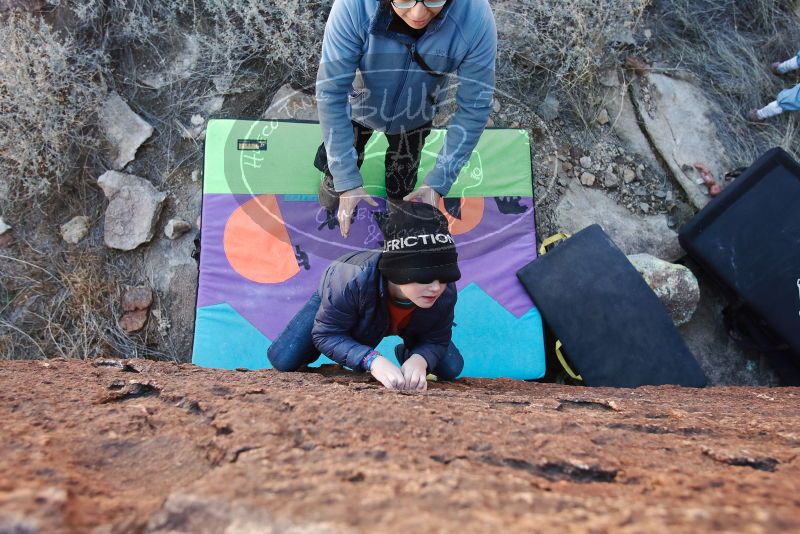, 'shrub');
494,0,651,120
0,12,105,202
